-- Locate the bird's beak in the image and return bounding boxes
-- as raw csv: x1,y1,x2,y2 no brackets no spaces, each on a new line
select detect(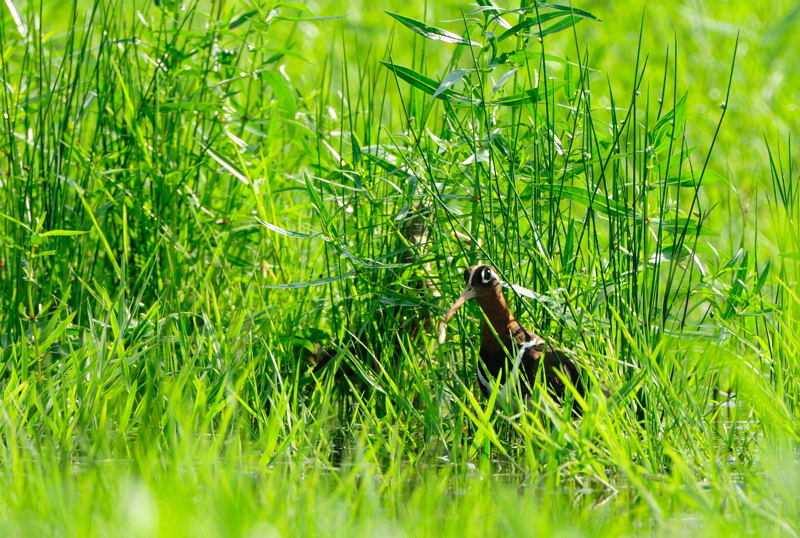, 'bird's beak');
443,286,477,323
